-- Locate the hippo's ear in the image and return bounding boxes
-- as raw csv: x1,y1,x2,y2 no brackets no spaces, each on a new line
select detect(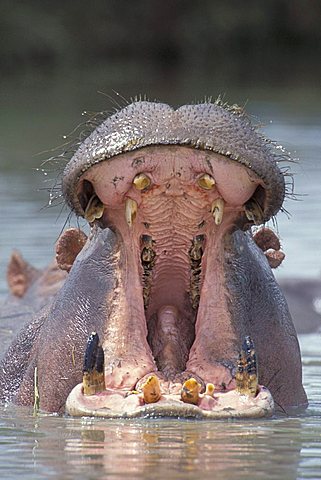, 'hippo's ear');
55,228,87,273
253,227,285,269
7,251,41,297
